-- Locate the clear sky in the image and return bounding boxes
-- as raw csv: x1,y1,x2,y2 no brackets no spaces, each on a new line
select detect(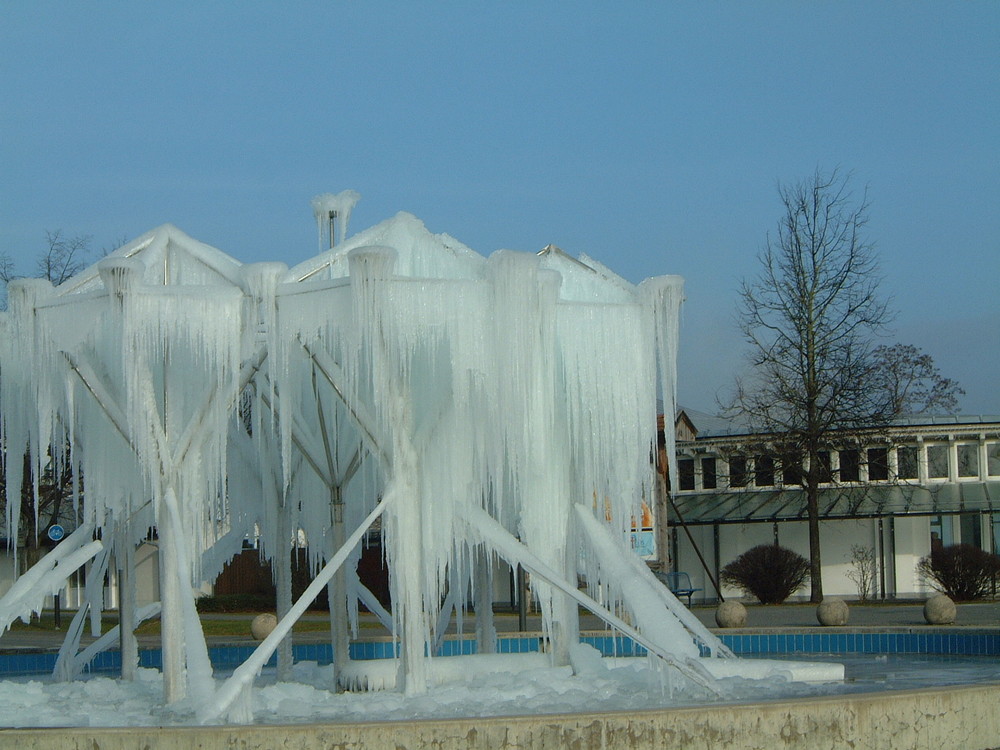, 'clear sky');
2,2,998,414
